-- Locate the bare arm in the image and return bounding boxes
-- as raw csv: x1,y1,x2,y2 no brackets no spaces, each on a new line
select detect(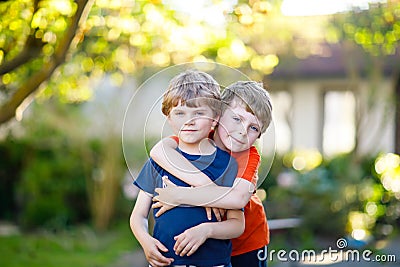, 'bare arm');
154,177,254,210
130,190,174,267
173,209,245,256
202,208,245,239
149,137,212,187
